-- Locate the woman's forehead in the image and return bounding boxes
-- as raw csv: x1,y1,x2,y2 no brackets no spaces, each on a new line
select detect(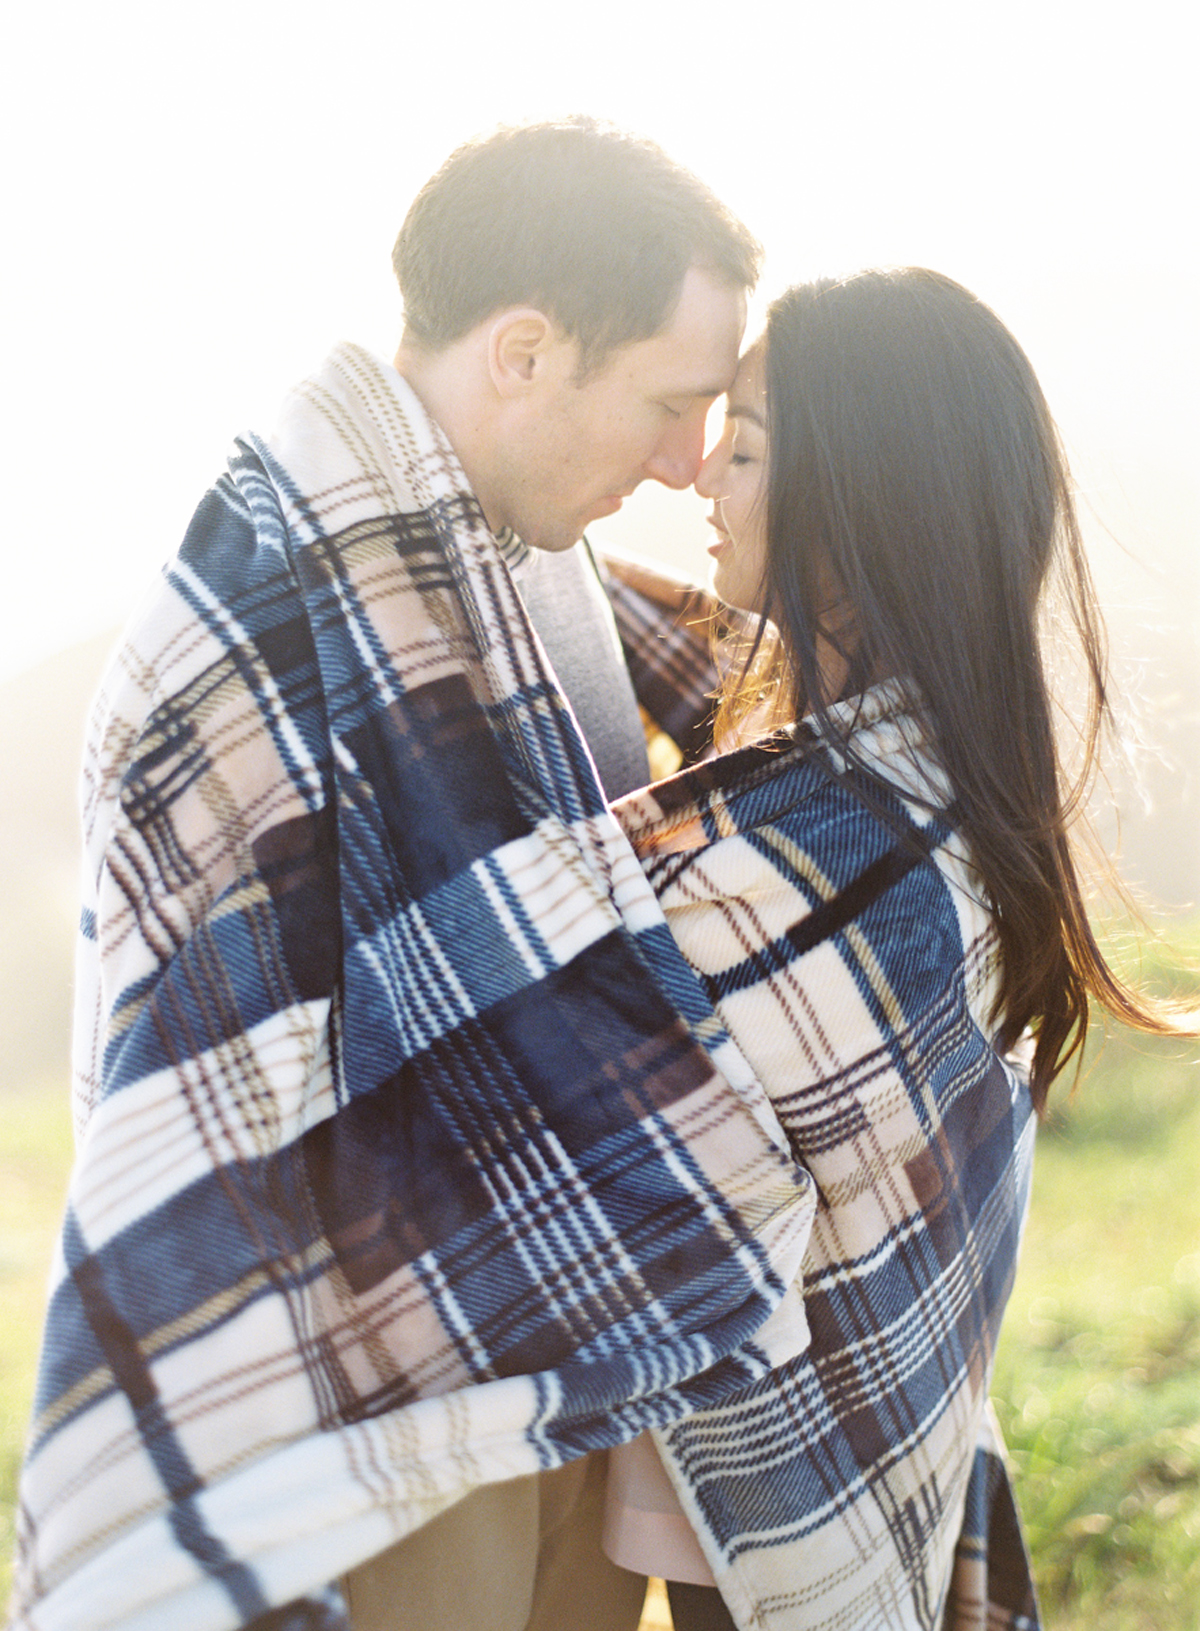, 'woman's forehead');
729,344,767,420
